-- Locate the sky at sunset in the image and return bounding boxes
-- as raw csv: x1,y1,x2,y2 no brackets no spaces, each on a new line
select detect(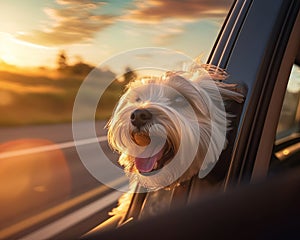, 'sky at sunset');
0,0,233,69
